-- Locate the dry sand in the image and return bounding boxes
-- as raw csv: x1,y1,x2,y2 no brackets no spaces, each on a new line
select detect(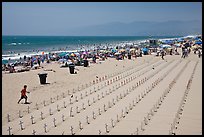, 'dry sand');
2,50,202,135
